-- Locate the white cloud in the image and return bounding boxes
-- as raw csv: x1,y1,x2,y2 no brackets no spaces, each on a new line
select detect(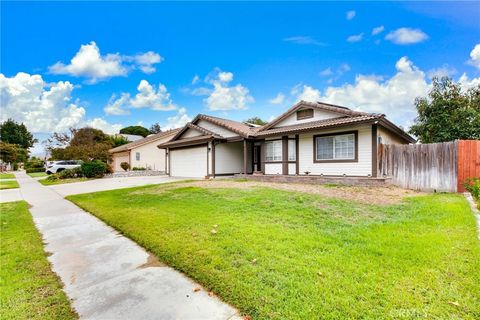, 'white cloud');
105,80,177,115
296,85,321,103
269,93,285,105
130,51,163,74
218,71,234,83
346,10,356,20
319,57,430,125
467,43,480,69
85,118,123,134
458,73,480,90
283,36,327,46
427,64,457,79
319,68,333,77
347,33,364,43
321,64,351,83
104,93,130,115
385,28,428,45
191,69,254,111
192,74,200,84
130,80,176,111
163,107,192,129
49,41,163,83
372,25,385,35
0,72,122,135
